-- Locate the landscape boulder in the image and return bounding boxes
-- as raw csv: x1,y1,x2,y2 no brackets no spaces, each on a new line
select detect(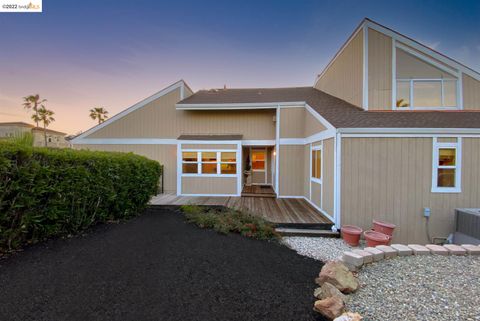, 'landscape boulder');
314,282,347,301
316,261,359,293
313,296,345,320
